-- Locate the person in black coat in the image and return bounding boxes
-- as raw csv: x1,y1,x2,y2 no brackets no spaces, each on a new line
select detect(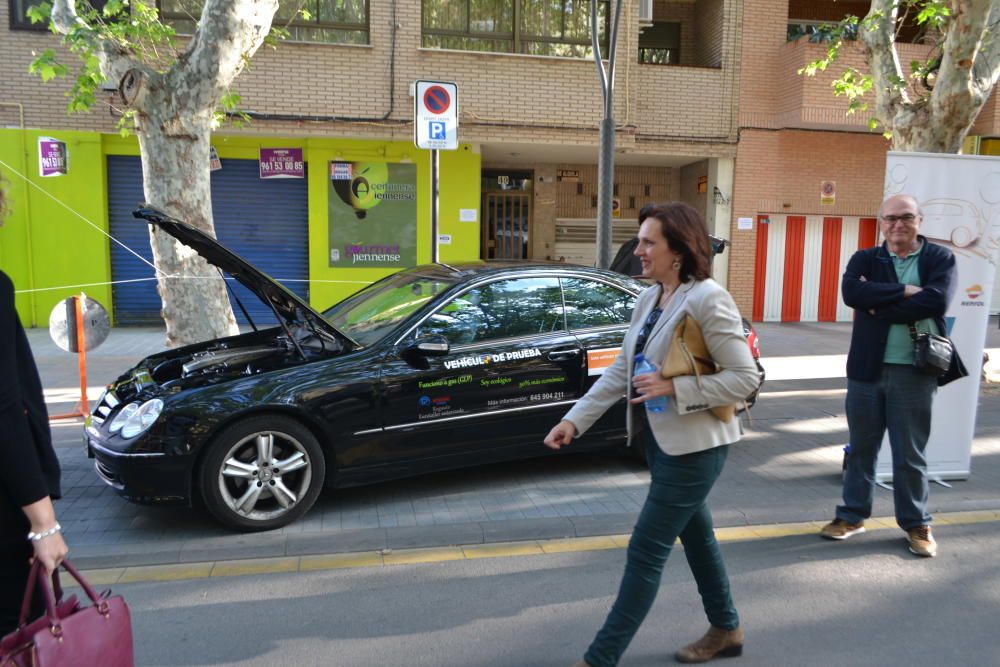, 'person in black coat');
0,180,68,636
